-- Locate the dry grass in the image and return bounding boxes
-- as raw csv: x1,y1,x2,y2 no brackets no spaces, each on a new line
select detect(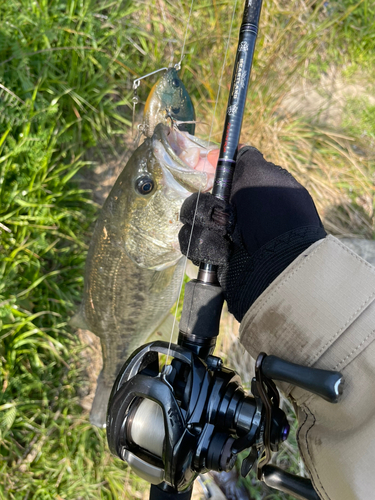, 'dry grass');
130,0,374,244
